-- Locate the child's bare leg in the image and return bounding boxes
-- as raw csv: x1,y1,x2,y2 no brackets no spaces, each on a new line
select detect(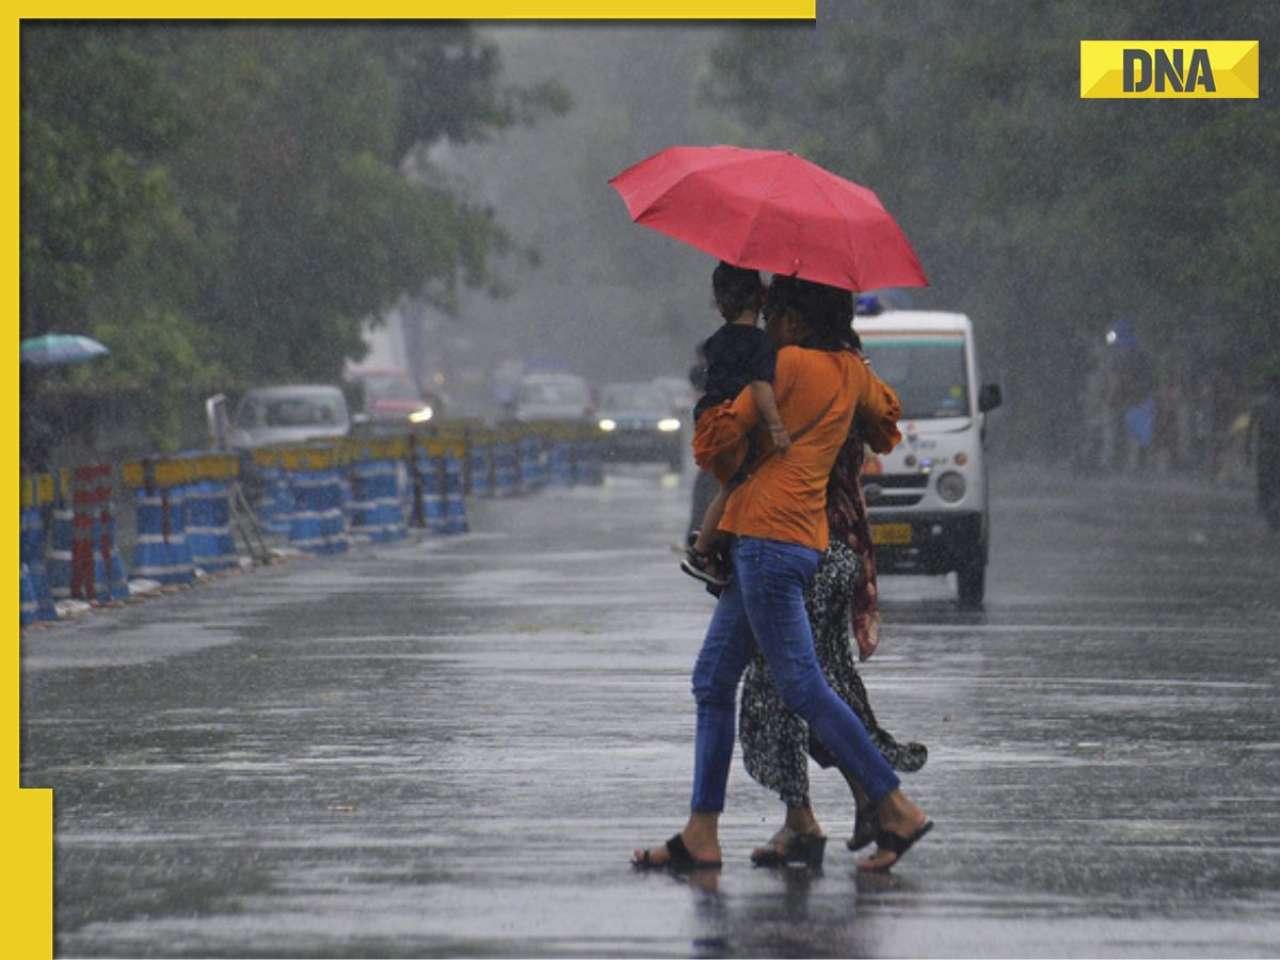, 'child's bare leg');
693,487,728,556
